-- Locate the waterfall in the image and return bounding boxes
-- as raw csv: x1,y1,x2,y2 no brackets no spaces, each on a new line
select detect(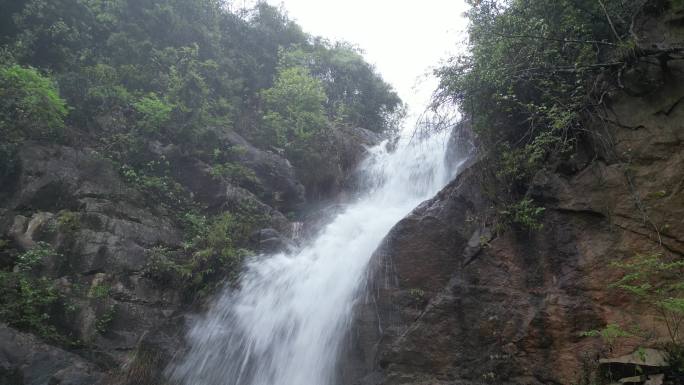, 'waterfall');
167,130,463,385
